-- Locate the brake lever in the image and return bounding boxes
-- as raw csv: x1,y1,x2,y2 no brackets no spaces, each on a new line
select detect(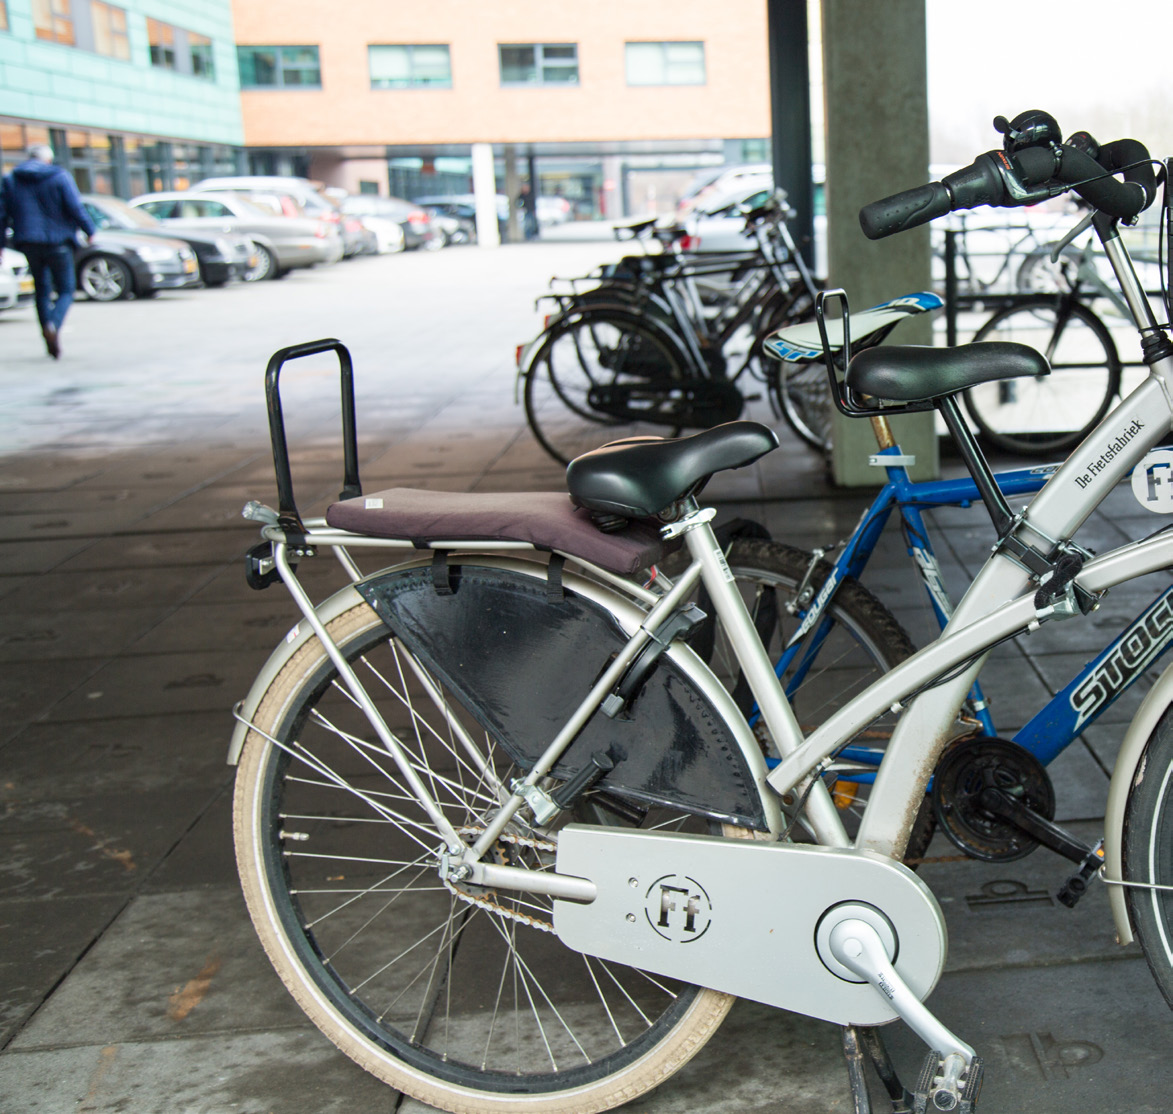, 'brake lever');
1050,210,1096,262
